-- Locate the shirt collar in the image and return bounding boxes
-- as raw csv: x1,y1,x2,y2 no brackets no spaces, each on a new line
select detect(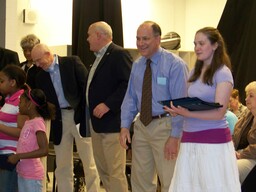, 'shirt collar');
143,47,163,65
45,54,59,72
94,42,112,58
5,89,24,102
